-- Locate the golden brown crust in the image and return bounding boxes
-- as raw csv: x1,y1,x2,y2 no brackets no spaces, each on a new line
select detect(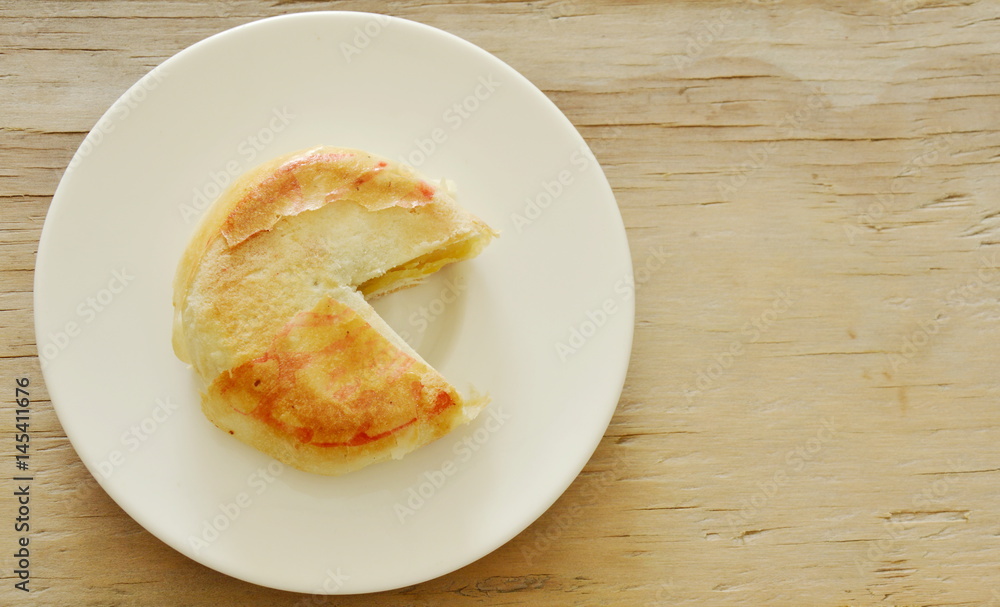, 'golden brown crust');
204,296,486,475
173,146,495,475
